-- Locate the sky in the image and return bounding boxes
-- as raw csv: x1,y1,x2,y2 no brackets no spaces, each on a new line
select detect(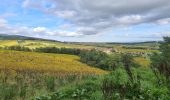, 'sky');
0,0,170,42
